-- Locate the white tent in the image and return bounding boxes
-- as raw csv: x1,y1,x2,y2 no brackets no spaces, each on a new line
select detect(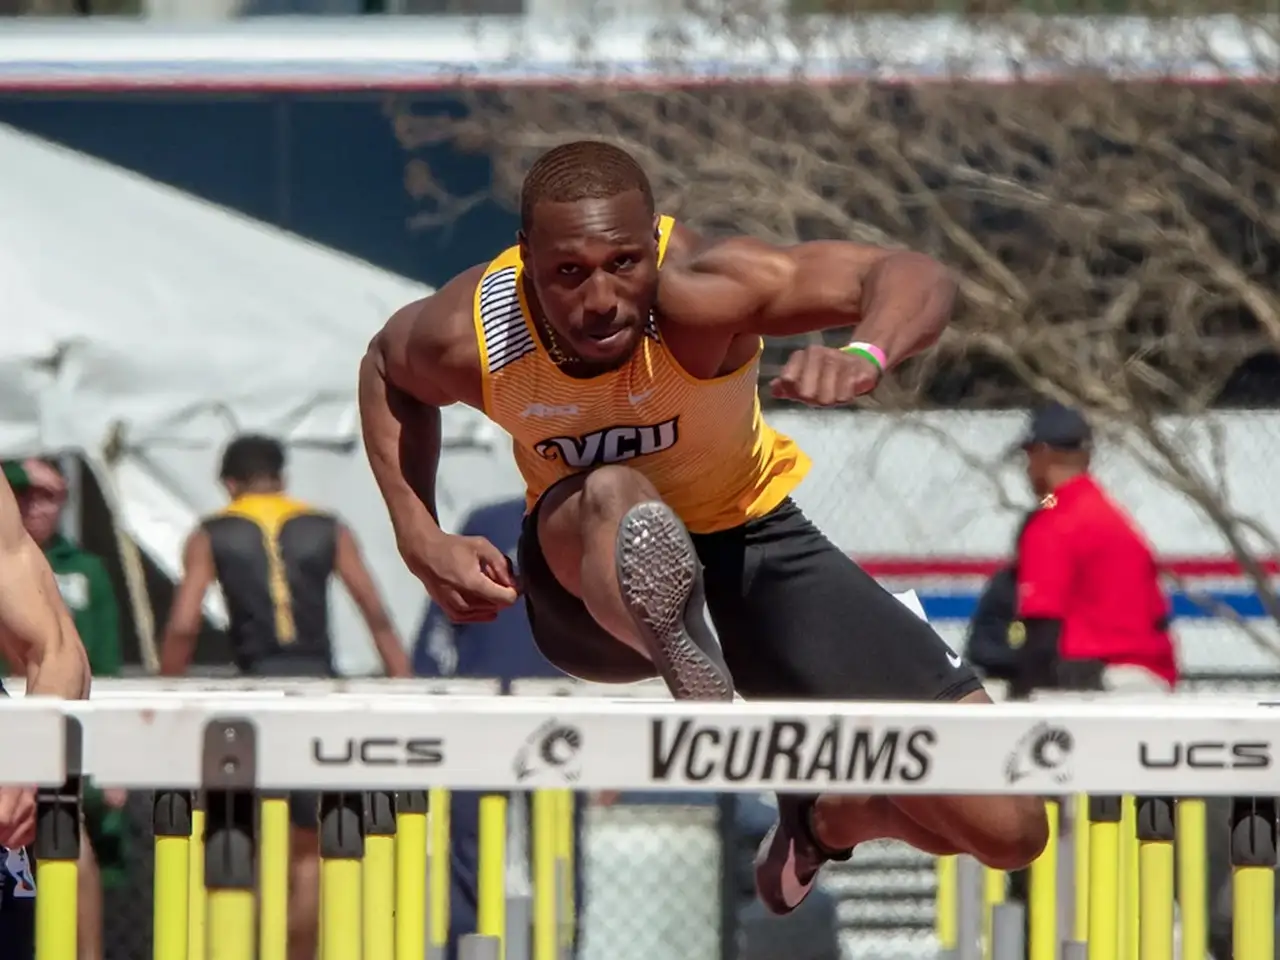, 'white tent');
0,123,524,674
